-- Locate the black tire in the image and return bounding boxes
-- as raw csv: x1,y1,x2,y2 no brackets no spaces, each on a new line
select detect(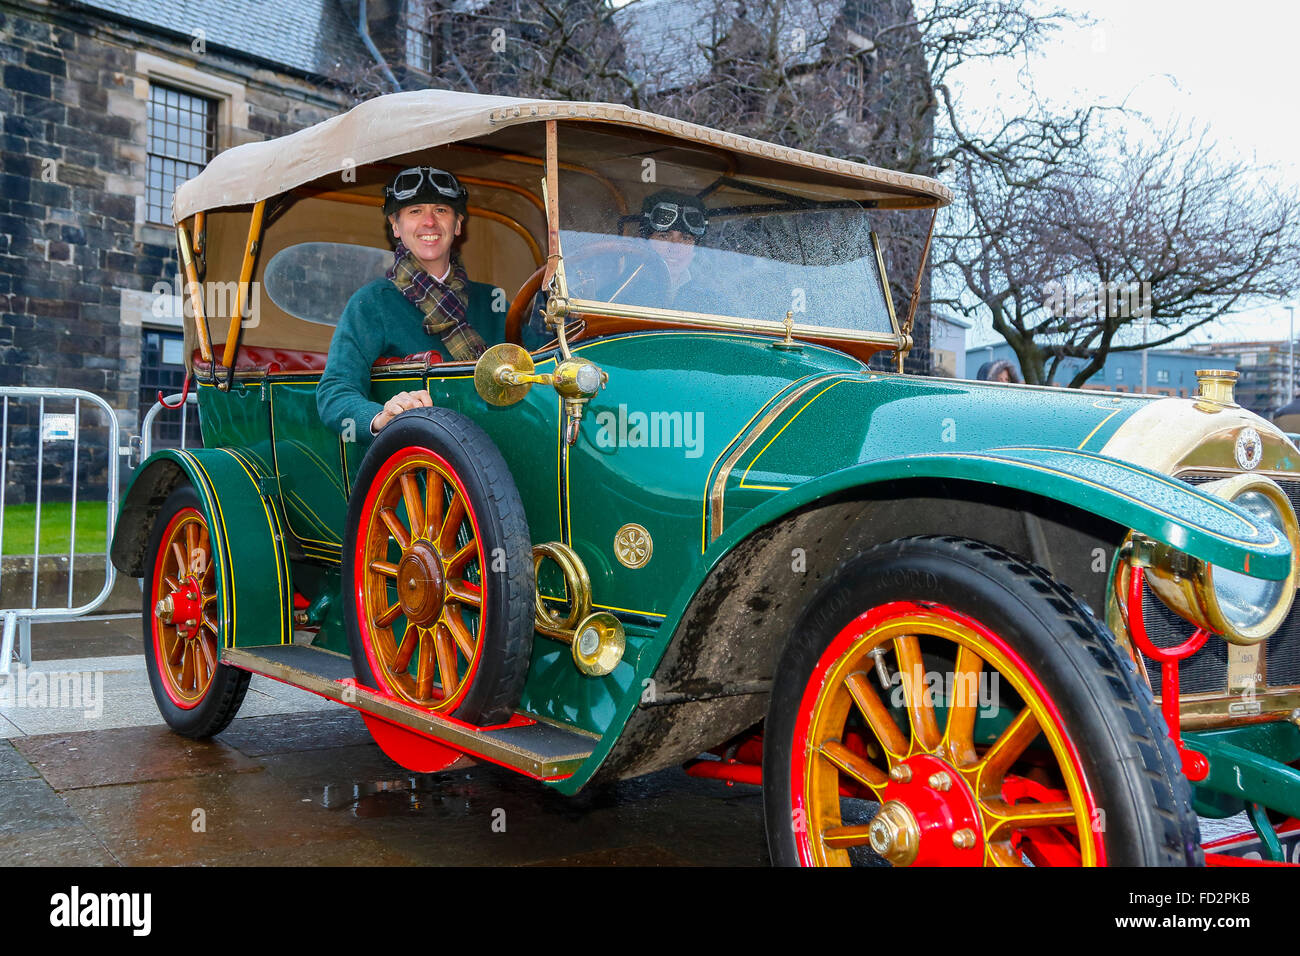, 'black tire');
763,534,1202,867
342,406,533,726
142,485,250,738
